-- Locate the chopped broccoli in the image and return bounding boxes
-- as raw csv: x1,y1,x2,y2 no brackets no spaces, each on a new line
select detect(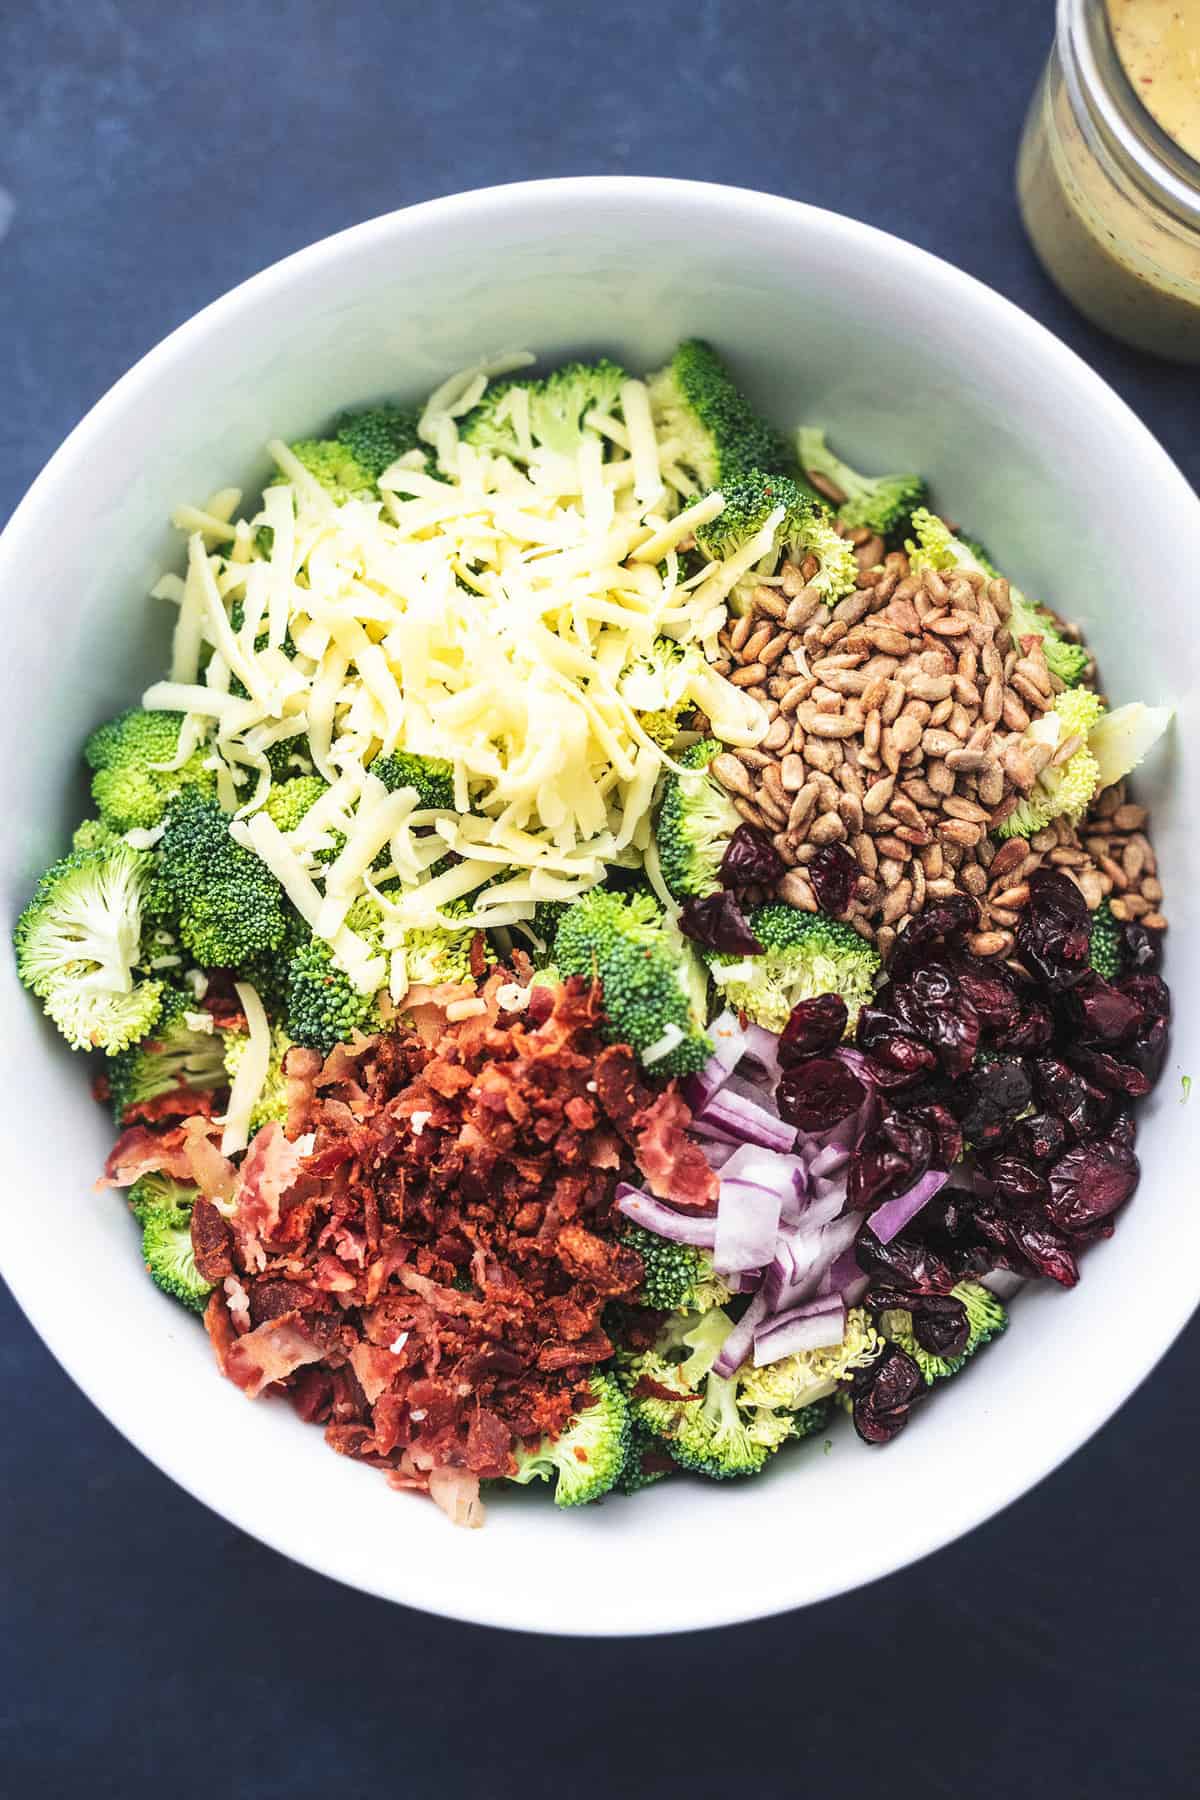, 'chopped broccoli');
284,438,377,503
285,935,380,1056
796,426,927,541
616,1420,675,1495
333,404,427,482
84,708,215,833
72,817,120,855
552,886,712,1078
106,986,228,1124
262,774,328,834
879,1279,1008,1384
621,1223,730,1313
127,1169,196,1227
157,790,290,968
646,340,794,490
460,359,627,463
788,1398,835,1441
737,1307,885,1412
996,688,1106,840
618,636,700,749
1089,899,1123,980
371,749,456,811
222,1022,293,1133
710,904,880,1034
654,736,742,900
141,1207,212,1315
696,469,858,605
906,509,1089,687
14,841,163,1052
509,1372,630,1506
627,1354,769,1481
264,735,315,781
526,899,568,966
